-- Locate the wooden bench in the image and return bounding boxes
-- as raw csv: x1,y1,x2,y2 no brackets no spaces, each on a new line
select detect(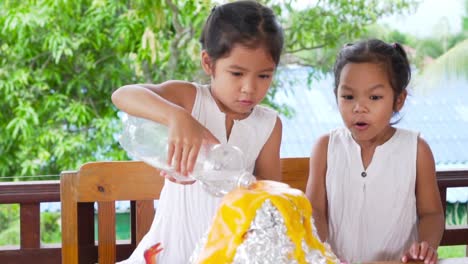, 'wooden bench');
61,161,164,264
60,158,467,264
